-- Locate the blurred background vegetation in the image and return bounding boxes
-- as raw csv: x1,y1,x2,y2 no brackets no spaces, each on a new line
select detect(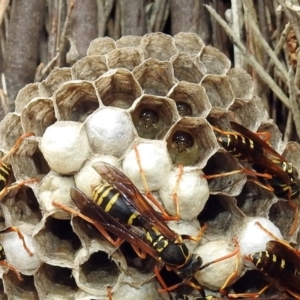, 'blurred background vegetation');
0,0,300,140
